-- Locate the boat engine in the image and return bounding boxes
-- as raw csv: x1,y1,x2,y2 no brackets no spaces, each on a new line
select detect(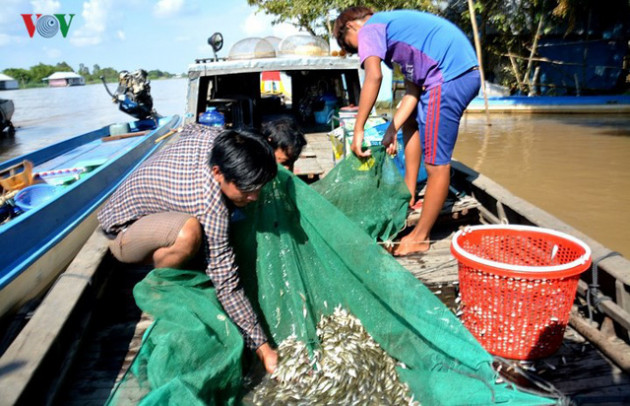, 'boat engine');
101,69,159,120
